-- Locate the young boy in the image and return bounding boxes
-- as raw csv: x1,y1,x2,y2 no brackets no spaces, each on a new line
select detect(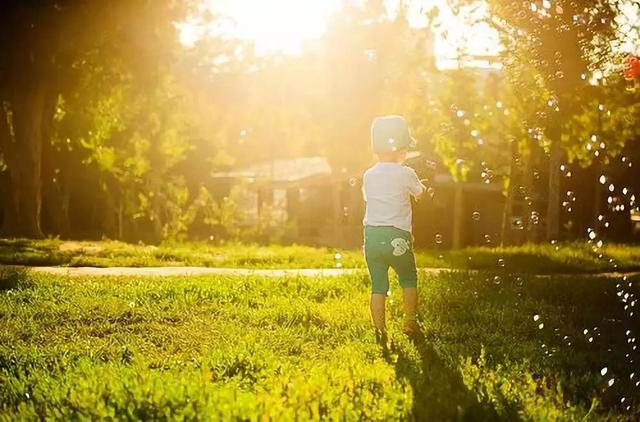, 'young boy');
362,115,425,343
